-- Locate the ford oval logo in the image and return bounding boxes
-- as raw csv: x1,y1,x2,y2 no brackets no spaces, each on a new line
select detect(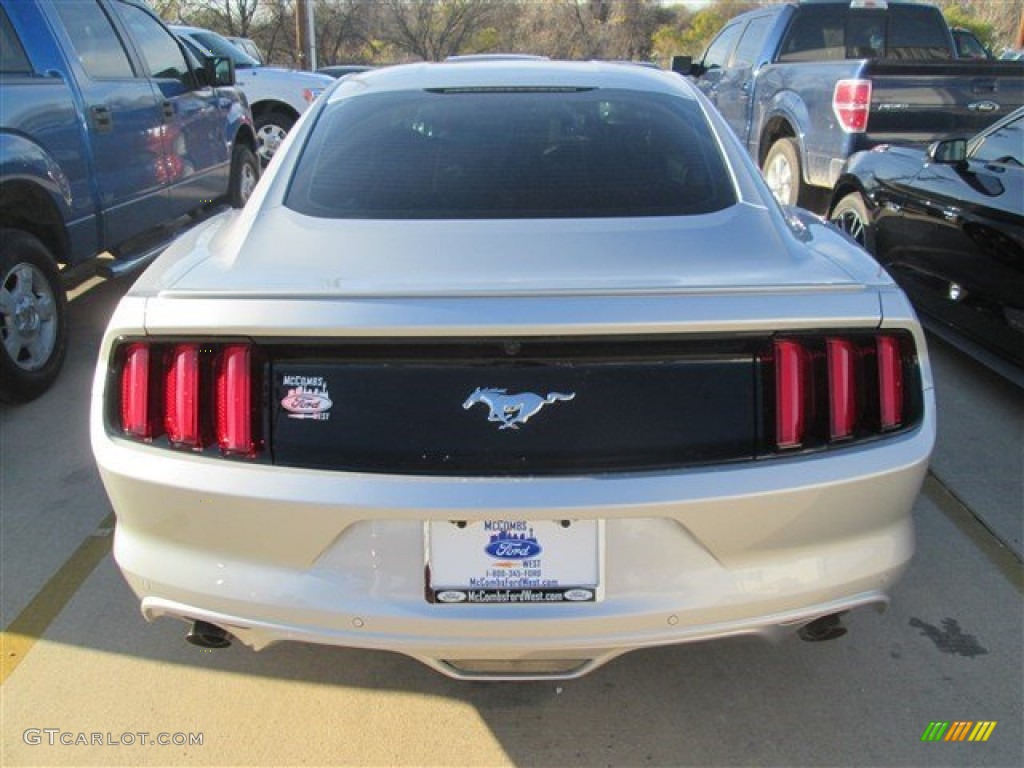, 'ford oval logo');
967,100,1000,113
485,539,543,560
564,589,593,602
436,590,467,603
281,392,333,415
